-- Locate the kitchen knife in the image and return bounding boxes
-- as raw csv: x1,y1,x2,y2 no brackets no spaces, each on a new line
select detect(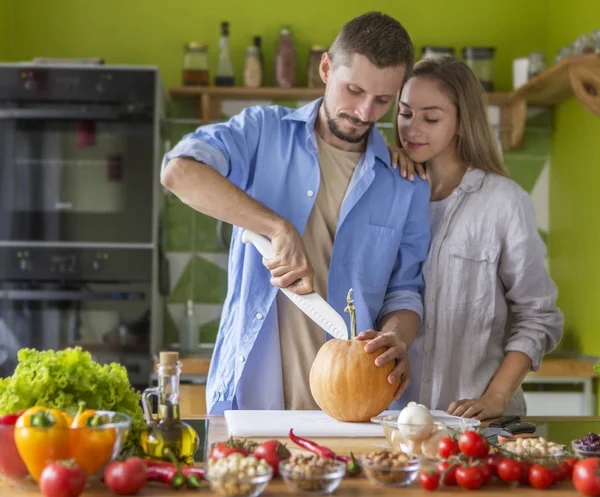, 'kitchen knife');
241,229,349,341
